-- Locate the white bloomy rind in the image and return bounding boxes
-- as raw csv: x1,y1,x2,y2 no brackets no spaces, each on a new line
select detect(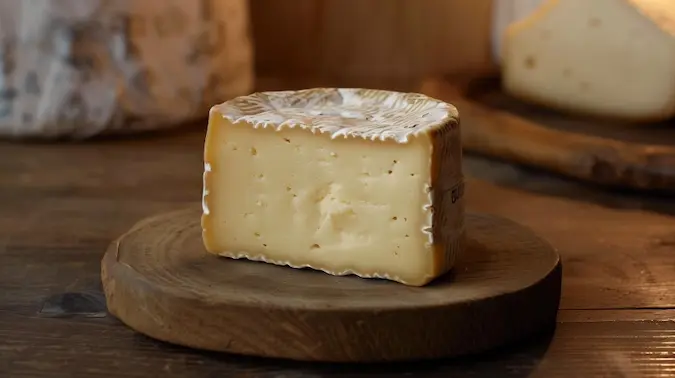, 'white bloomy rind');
202,87,463,286
210,88,458,143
